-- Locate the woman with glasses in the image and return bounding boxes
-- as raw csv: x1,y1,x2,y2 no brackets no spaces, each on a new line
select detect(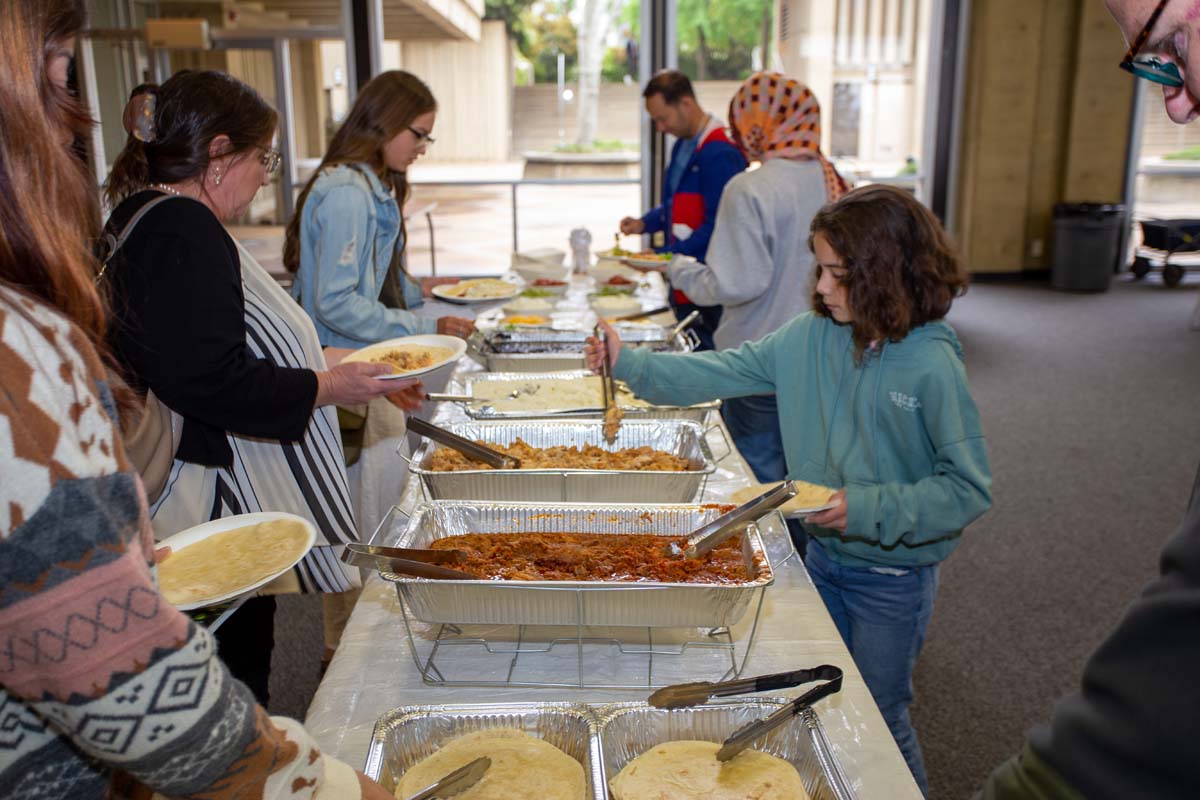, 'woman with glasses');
101,70,423,706
284,70,475,346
